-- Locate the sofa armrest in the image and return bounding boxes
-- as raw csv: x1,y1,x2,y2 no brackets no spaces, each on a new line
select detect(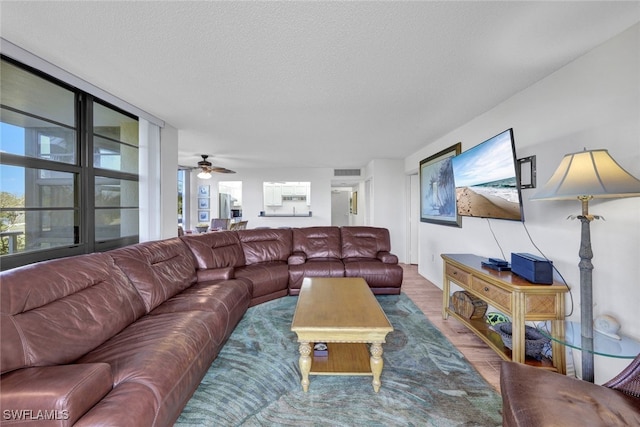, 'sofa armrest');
377,251,398,264
197,267,234,282
288,252,307,266
0,363,113,426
